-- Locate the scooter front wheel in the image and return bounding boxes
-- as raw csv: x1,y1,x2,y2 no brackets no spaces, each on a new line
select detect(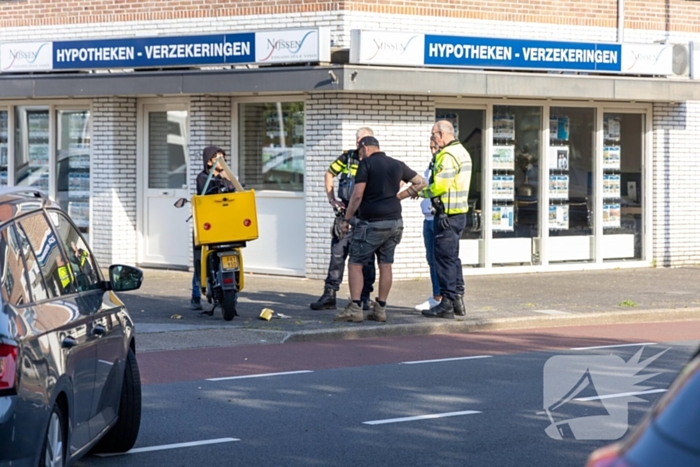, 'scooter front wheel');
222,290,238,321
